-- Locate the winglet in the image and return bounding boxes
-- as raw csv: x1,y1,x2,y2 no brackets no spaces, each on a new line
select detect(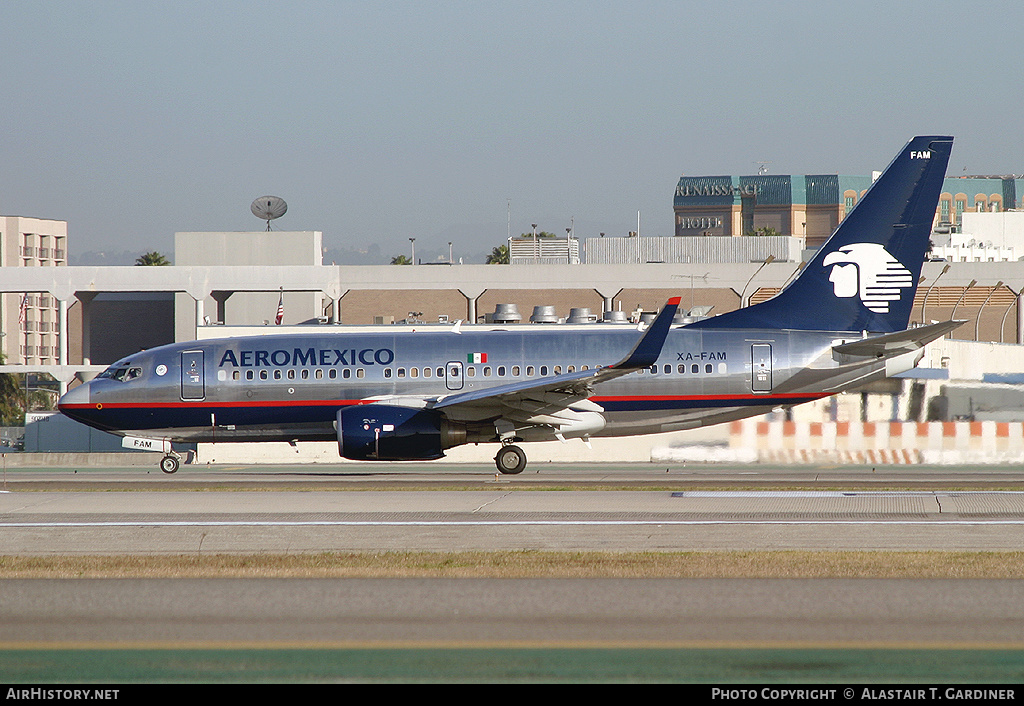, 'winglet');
611,297,680,370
